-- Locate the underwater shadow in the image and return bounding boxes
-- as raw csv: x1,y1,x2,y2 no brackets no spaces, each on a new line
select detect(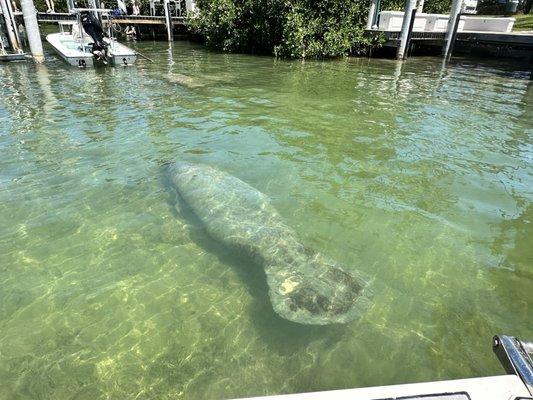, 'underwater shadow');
159,168,348,353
